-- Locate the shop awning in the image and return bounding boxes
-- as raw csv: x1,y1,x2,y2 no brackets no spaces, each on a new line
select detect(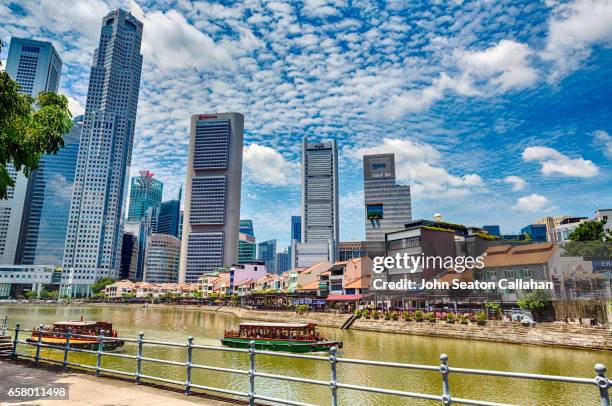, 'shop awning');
326,294,365,301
